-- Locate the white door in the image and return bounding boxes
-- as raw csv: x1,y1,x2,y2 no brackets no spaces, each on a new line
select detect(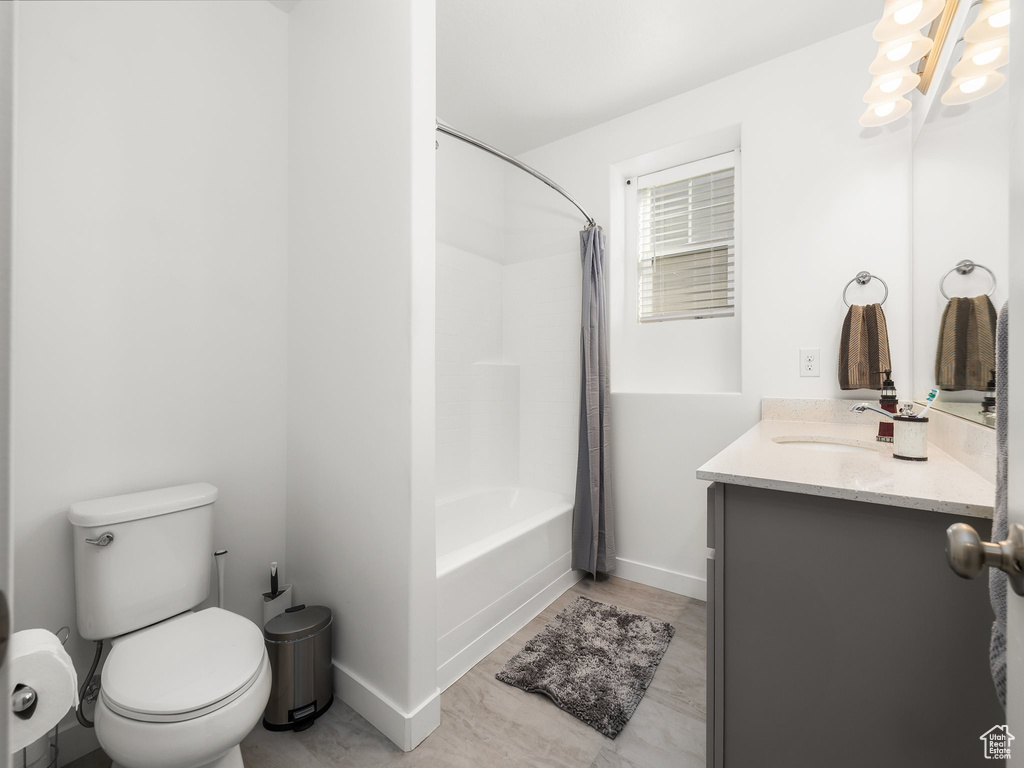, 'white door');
1008,0,1024,739
0,0,13,758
